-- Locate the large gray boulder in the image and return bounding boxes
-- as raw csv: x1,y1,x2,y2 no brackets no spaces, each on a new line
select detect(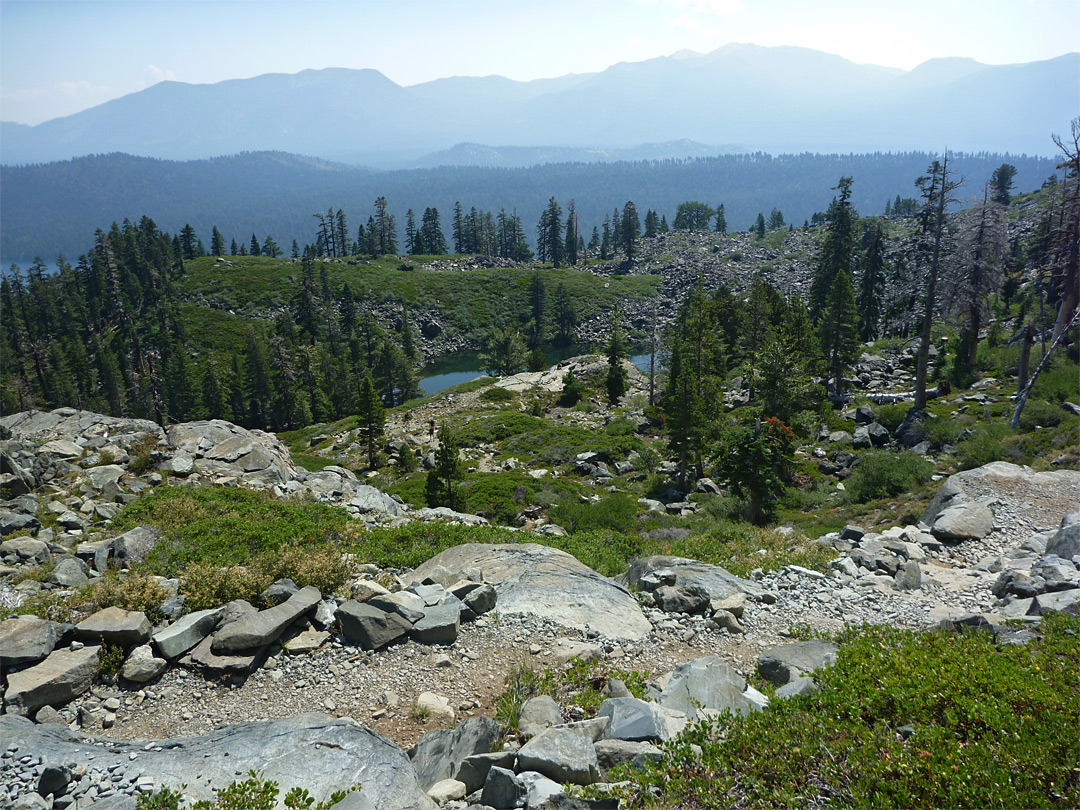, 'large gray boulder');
167,420,298,485
1045,511,1080,560
152,607,225,660
519,695,564,740
120,644,168,683
658,656,765,720
516,726,600,785
111,526,162,566
407,716,499,791
75,607,151,647
211,585,321,654
0,713,435,809
336,601,412,651
598,697,677,742
409,543,651,640
46,557,88,588
619,555,762,601
350,486,405,517
931,502,995,542
3,645,100,715
410,603,460,645
0,615,62,667
757,640,839,686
